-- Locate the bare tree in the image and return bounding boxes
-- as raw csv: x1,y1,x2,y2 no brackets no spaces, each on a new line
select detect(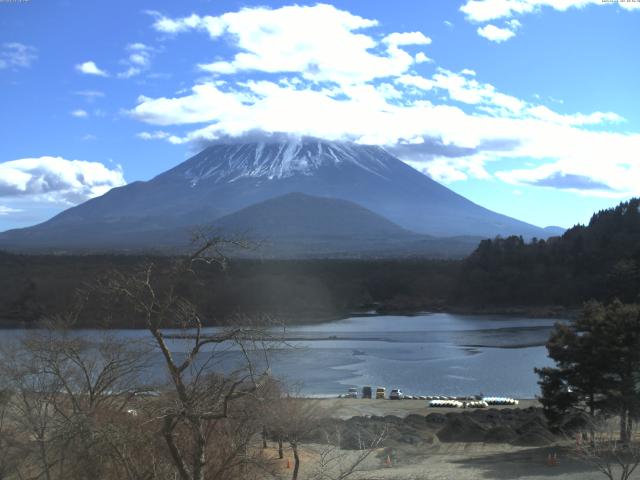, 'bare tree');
97,234,280,480
0,317,155,480
266,393,322,480
97,405,177,480
0,339,67,480
0,389,23,479
264,388,388,480
310,426,387,480
573,417,640,480
23,324,152,415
